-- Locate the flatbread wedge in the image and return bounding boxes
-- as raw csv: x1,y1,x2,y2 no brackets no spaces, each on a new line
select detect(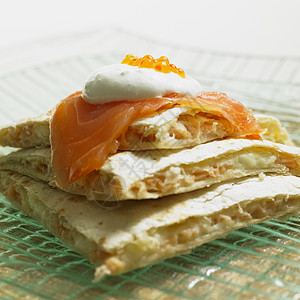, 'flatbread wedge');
0,111,293,150
1,139,299,200
0,170,299,280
